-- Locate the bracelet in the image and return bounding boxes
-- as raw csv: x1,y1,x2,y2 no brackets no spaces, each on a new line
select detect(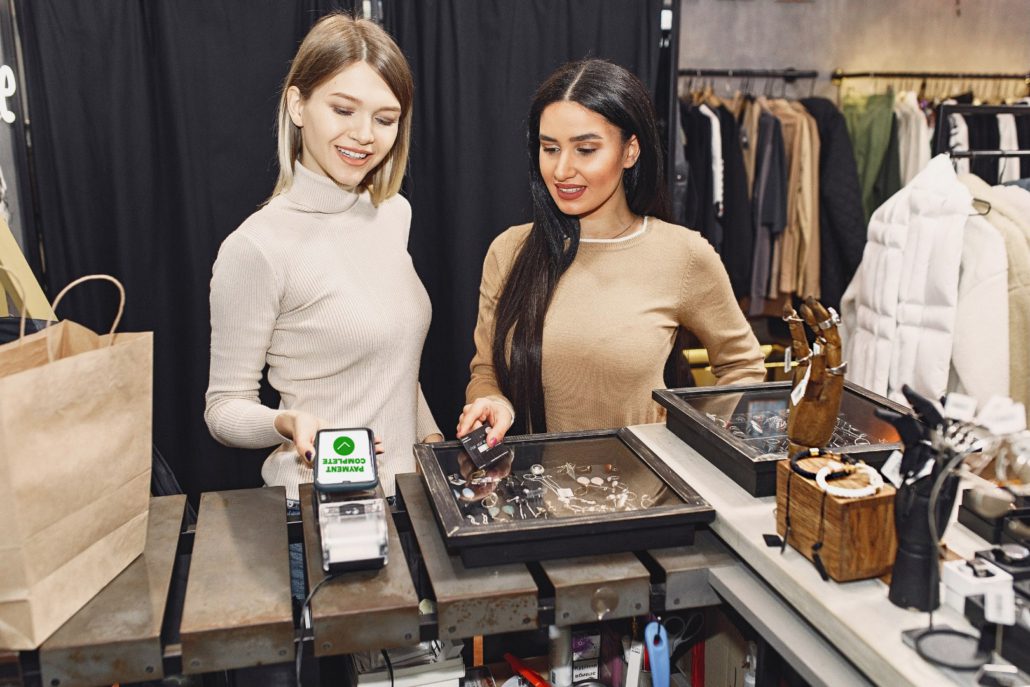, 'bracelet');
790,448,850,481
816,463,883,498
